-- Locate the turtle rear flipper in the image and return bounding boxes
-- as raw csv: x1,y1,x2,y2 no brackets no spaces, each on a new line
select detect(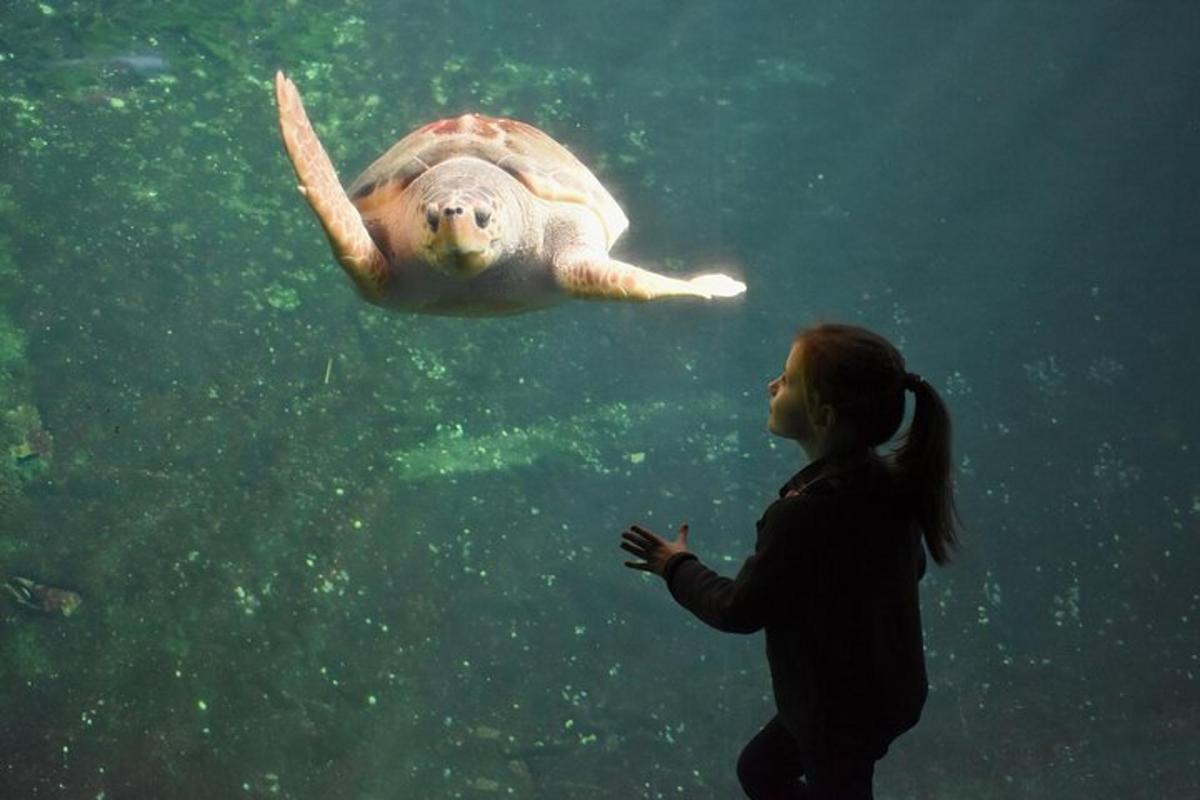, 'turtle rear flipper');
274,71,389,299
